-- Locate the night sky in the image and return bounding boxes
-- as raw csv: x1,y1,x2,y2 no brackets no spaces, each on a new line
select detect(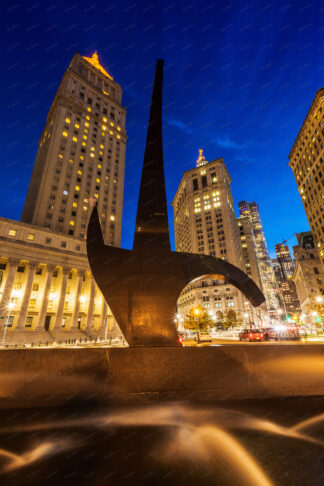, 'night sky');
2,0,324,256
